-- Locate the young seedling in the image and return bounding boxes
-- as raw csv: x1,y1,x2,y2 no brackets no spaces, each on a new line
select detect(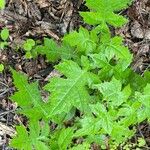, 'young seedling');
0,63,4,72
23,39,36,59
0,0,5,9
0,28,9,50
